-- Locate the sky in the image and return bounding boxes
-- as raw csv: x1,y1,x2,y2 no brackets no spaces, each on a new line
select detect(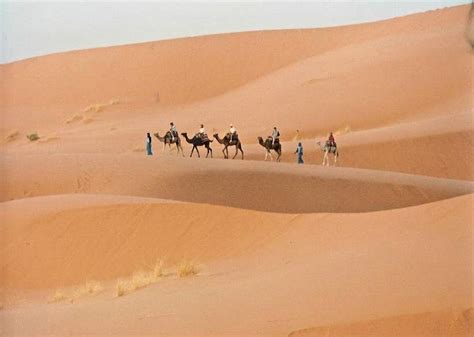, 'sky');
0,0,470,63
